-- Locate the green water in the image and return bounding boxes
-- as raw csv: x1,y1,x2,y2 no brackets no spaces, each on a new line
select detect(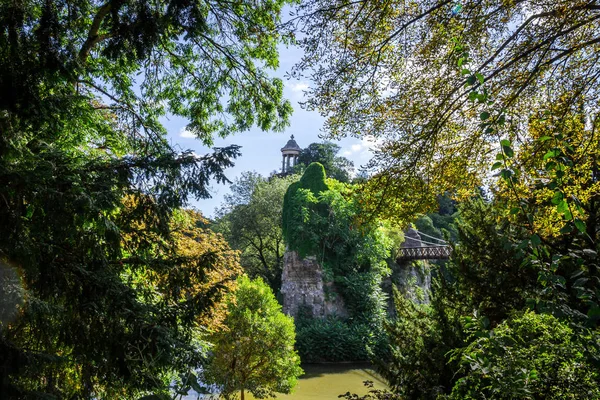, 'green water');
248,363,388,399
183,363,388,399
